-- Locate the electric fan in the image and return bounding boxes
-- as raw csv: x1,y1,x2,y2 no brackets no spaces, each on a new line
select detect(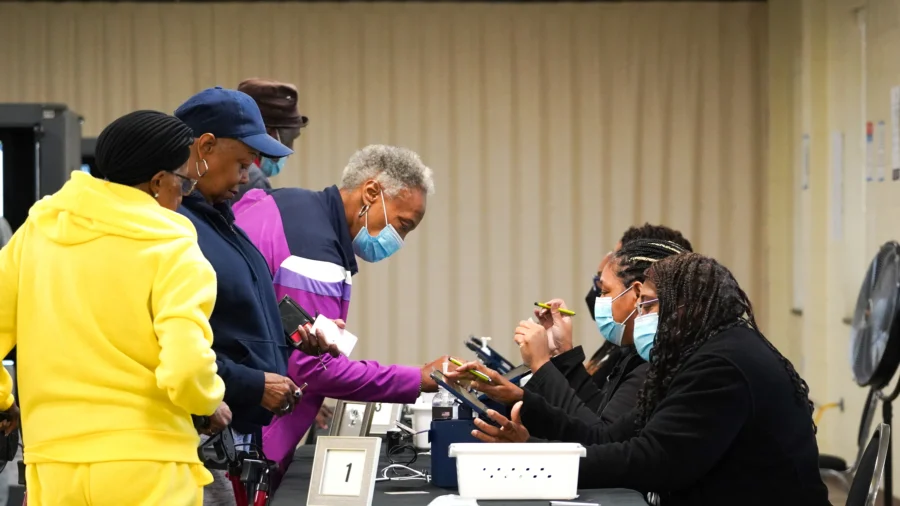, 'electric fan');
847,241,900,506
850,241,900,389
